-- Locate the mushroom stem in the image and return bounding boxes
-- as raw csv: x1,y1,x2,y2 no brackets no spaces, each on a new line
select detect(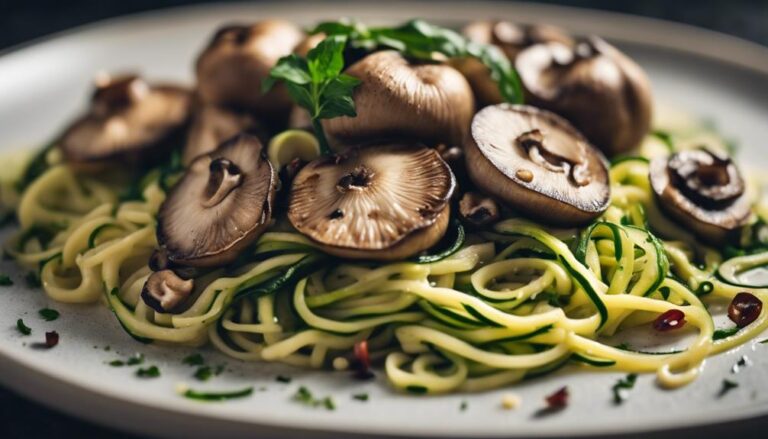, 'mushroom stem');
202,158,243,208
141,269,195,313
